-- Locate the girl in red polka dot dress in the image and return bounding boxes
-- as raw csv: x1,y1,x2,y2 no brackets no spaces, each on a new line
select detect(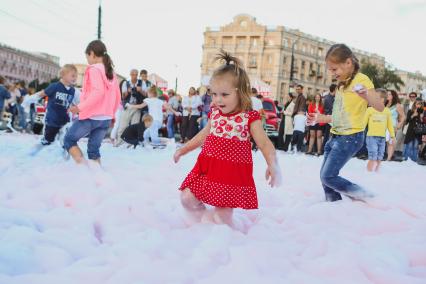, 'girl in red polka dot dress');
174,50,279,227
